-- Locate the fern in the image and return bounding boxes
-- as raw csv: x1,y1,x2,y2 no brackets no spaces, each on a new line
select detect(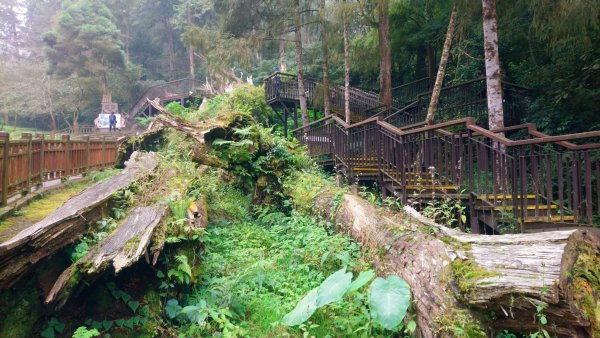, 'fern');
72,326,100,338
